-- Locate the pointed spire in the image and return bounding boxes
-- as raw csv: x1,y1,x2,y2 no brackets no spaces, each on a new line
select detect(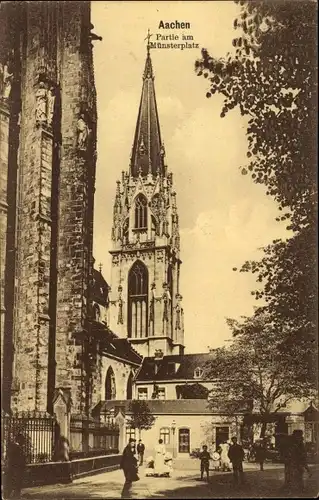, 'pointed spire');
130,31,163,178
